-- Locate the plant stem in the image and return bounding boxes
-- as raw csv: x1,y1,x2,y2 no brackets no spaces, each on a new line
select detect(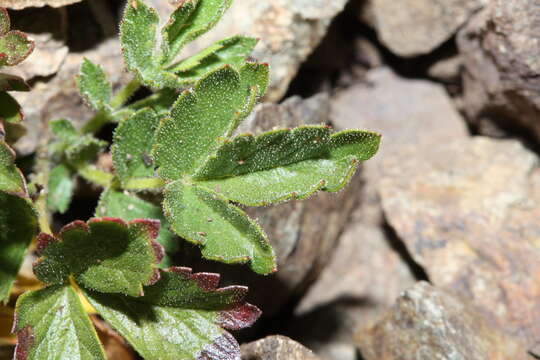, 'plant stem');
82,78,141,134
34,121,52,235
